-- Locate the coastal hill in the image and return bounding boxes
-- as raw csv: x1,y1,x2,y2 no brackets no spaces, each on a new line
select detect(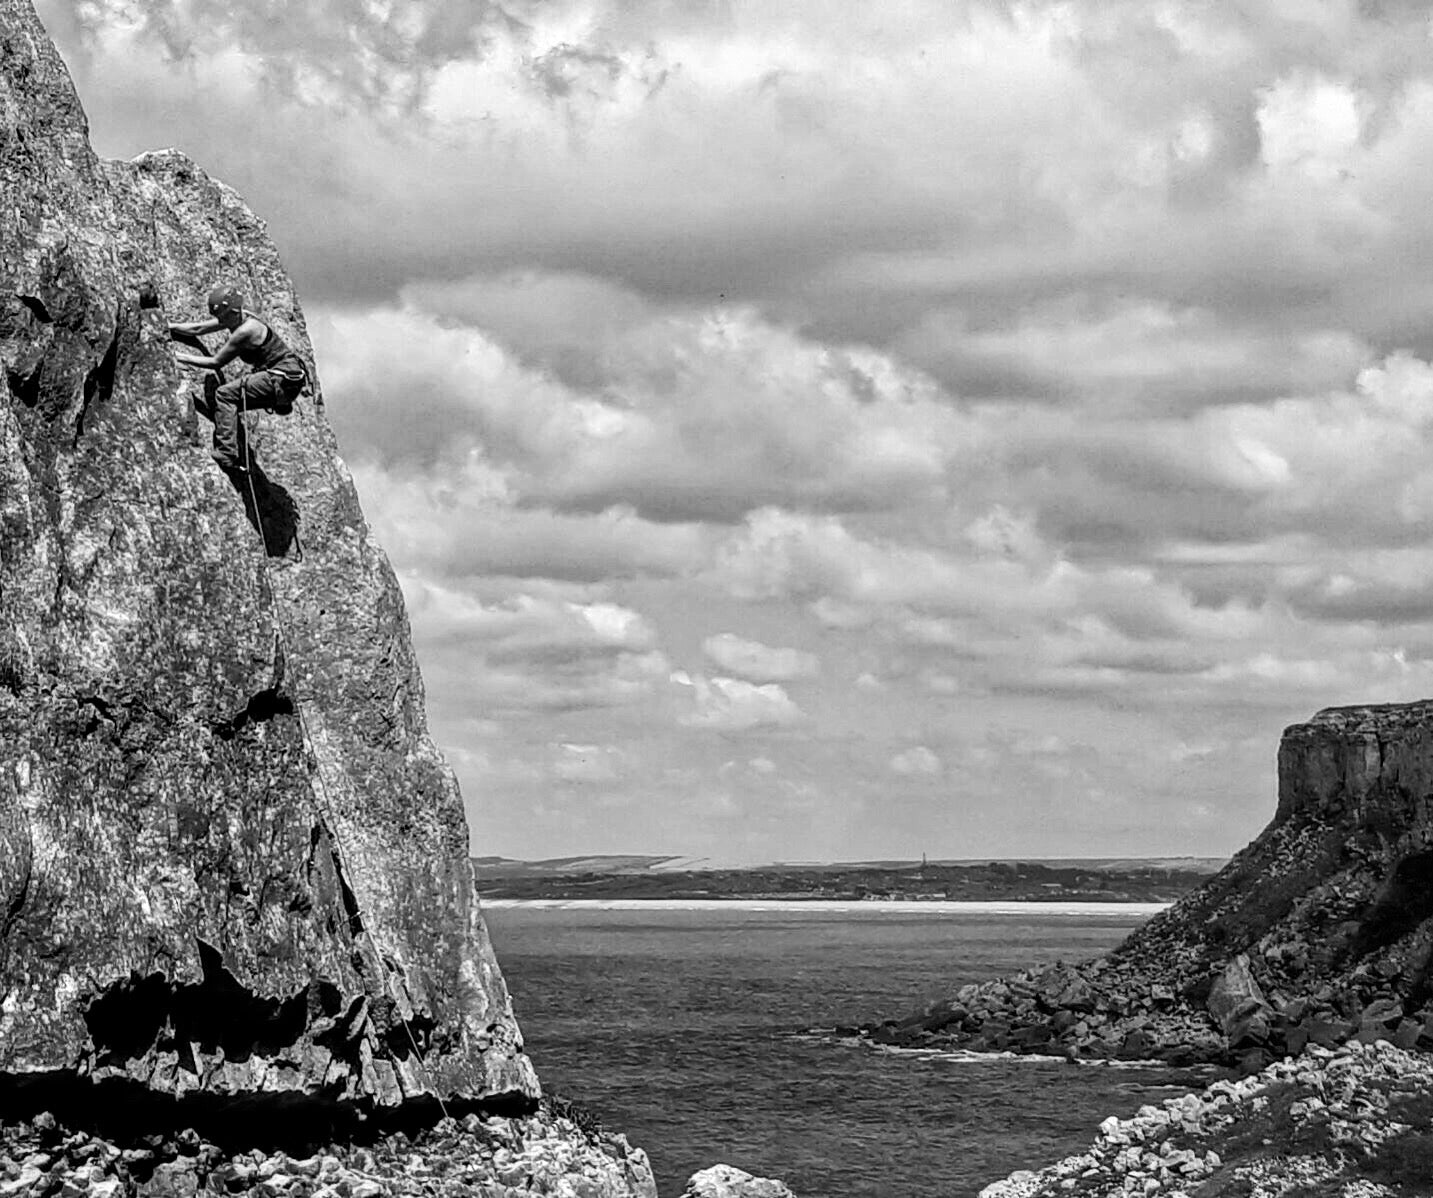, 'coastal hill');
866,702,1433,1072
0,3,663,1193
474,857,1224,904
